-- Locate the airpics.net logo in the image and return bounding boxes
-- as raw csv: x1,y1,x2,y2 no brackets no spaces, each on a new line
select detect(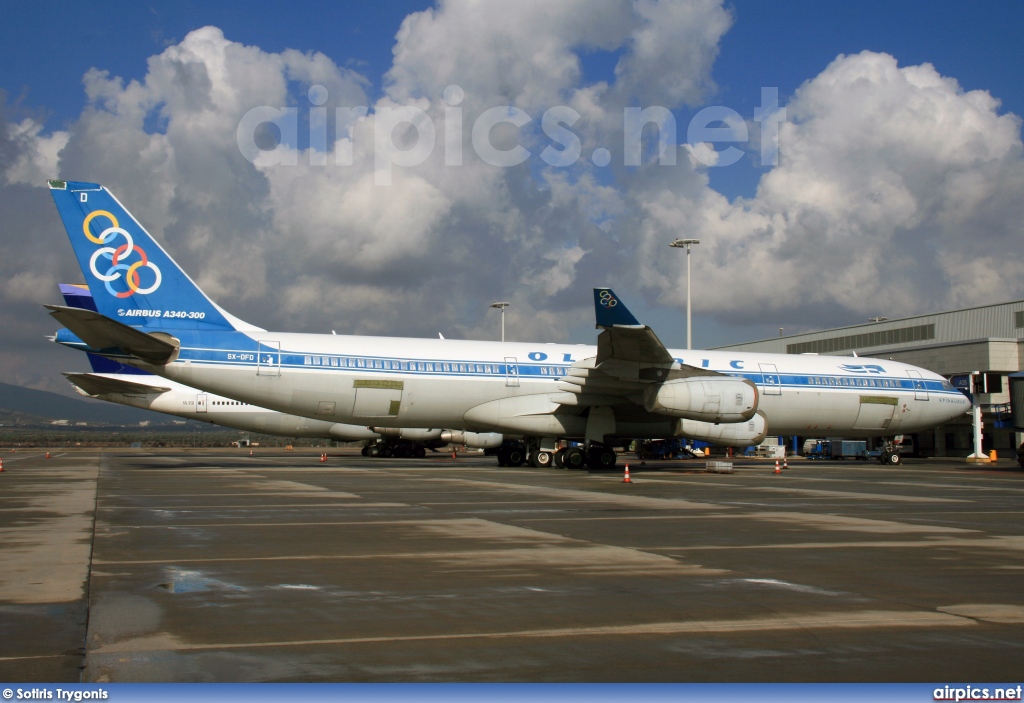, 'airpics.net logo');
934,685,1023,702
236,84,786,185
